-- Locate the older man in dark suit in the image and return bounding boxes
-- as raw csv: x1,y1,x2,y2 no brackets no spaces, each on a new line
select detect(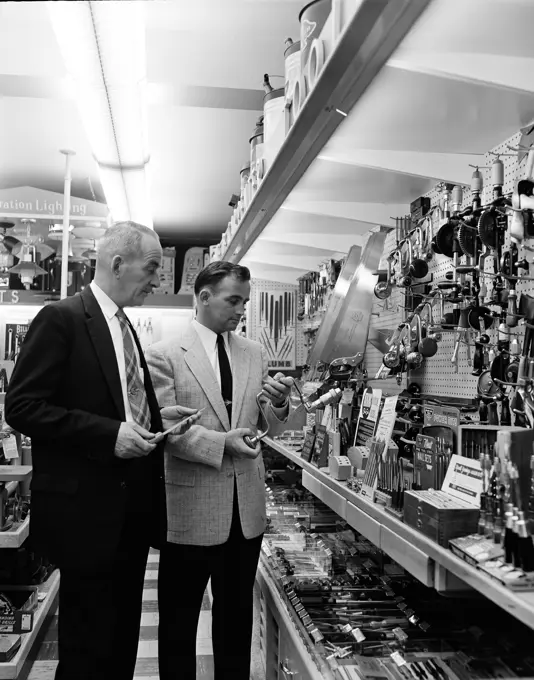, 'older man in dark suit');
5,222,197,680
